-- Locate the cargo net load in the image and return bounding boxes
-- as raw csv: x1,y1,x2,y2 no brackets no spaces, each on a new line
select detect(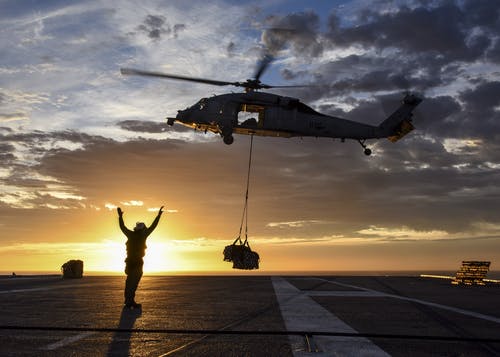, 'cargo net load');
452,261,490,286
61,259,84,279
224,237,260,270
223,135,260,270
